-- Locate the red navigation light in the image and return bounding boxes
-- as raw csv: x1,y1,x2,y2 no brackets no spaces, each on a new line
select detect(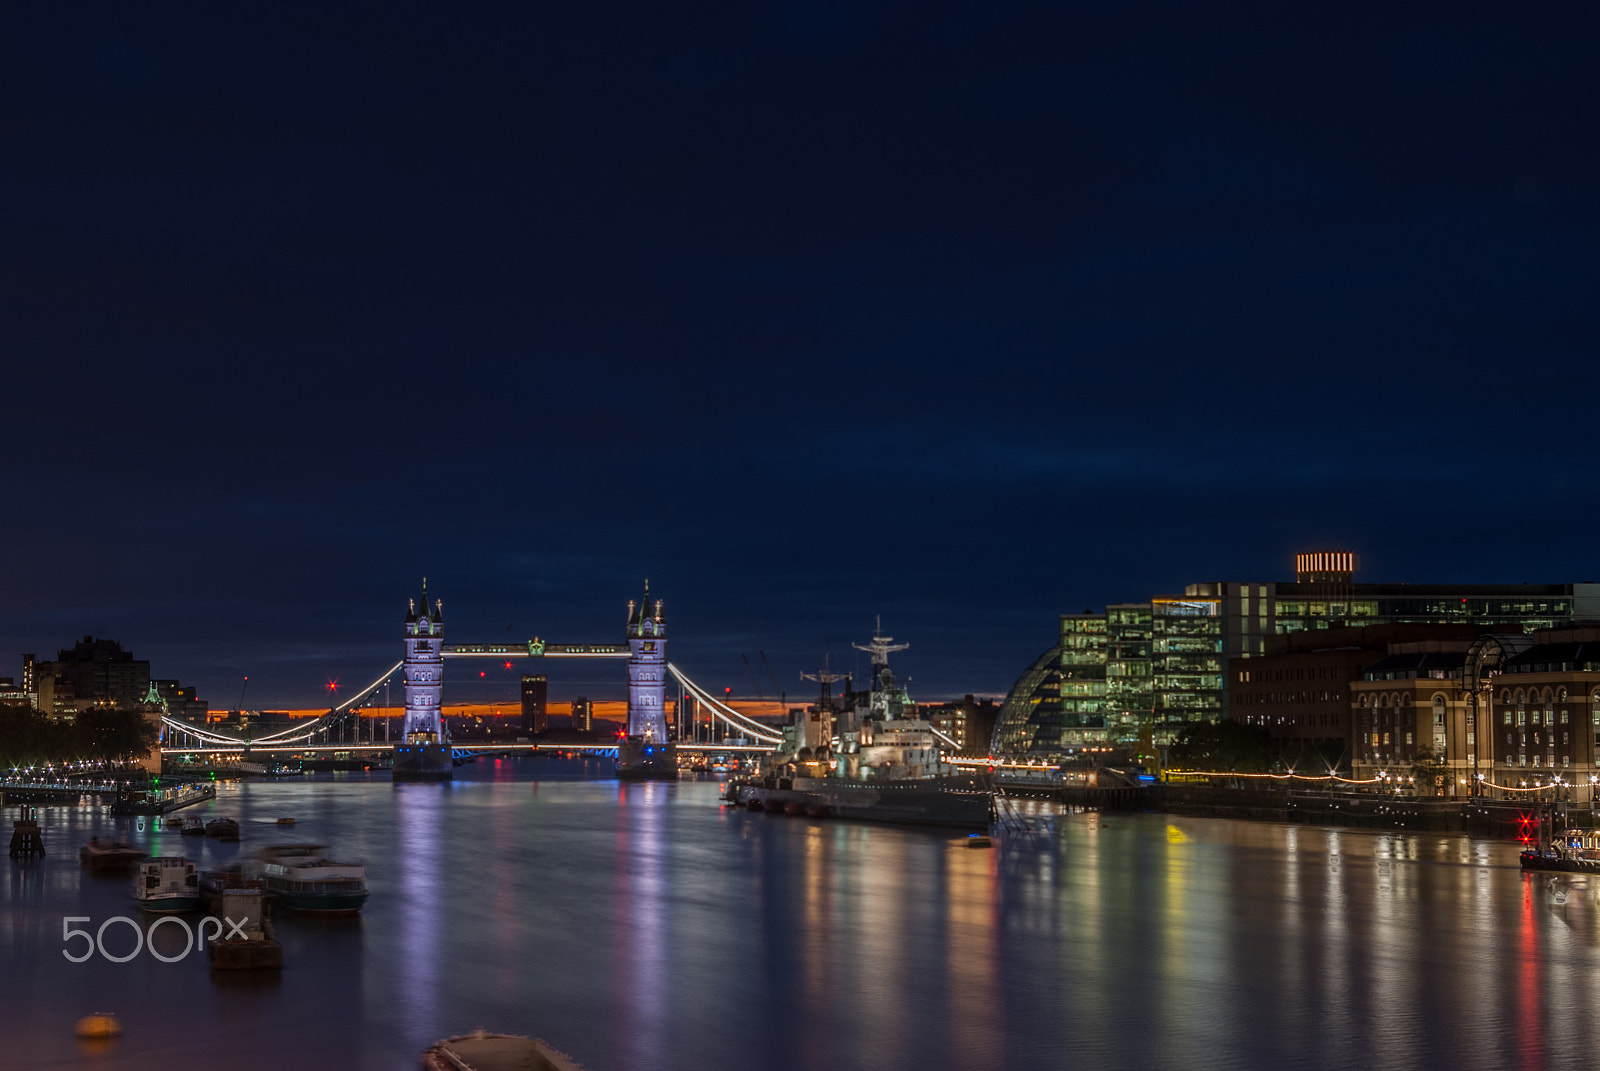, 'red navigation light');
326,679,338,693
503,661,513,670
479,671,486,679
